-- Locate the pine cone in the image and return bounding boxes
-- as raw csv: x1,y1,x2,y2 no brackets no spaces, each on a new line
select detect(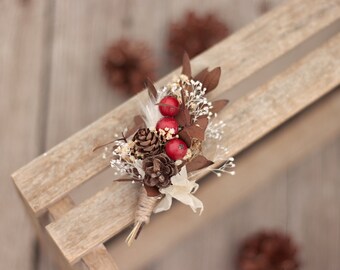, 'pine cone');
143,153,178,188
237,230,300,270
168,12,229,64
132,128,162,158
103,39,156,95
